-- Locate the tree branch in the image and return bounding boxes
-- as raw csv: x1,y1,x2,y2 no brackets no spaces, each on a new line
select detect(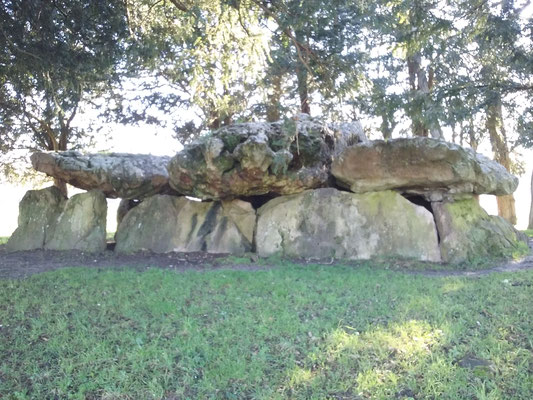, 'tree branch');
168,0,190,12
